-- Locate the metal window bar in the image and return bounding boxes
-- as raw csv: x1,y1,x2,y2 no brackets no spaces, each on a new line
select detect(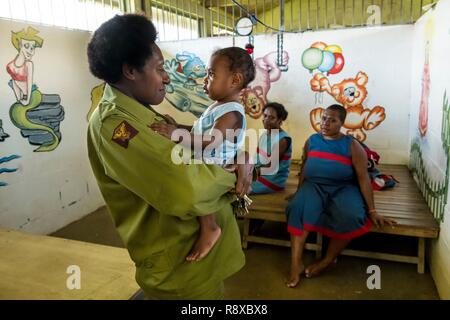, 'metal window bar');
232,1,235,35
225,0,228,35
217,0,220,36
316,0,318,30
352,0,355,26
271,0,273,33
298,0,302,31
196,0,199,38
262,0,265,28
210,0,213,36
390,0,393,24
410,0,413,23
174,0,179,40
307,0,310,29
289,0,292,31
400,0,403,23
3,0,431,38
188,0,192,39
